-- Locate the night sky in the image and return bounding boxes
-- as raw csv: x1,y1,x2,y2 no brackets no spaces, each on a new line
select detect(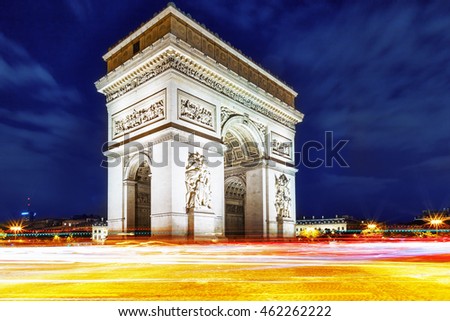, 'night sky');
1,0,449,224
